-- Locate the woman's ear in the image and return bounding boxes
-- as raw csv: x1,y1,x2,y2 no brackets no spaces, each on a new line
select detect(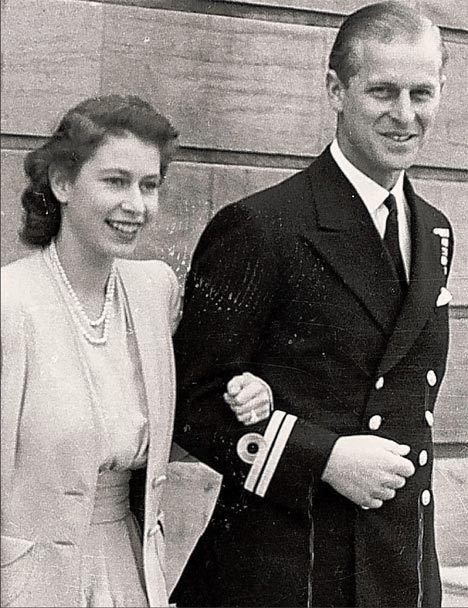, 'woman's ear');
49,165,72,204
439,73,446,93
